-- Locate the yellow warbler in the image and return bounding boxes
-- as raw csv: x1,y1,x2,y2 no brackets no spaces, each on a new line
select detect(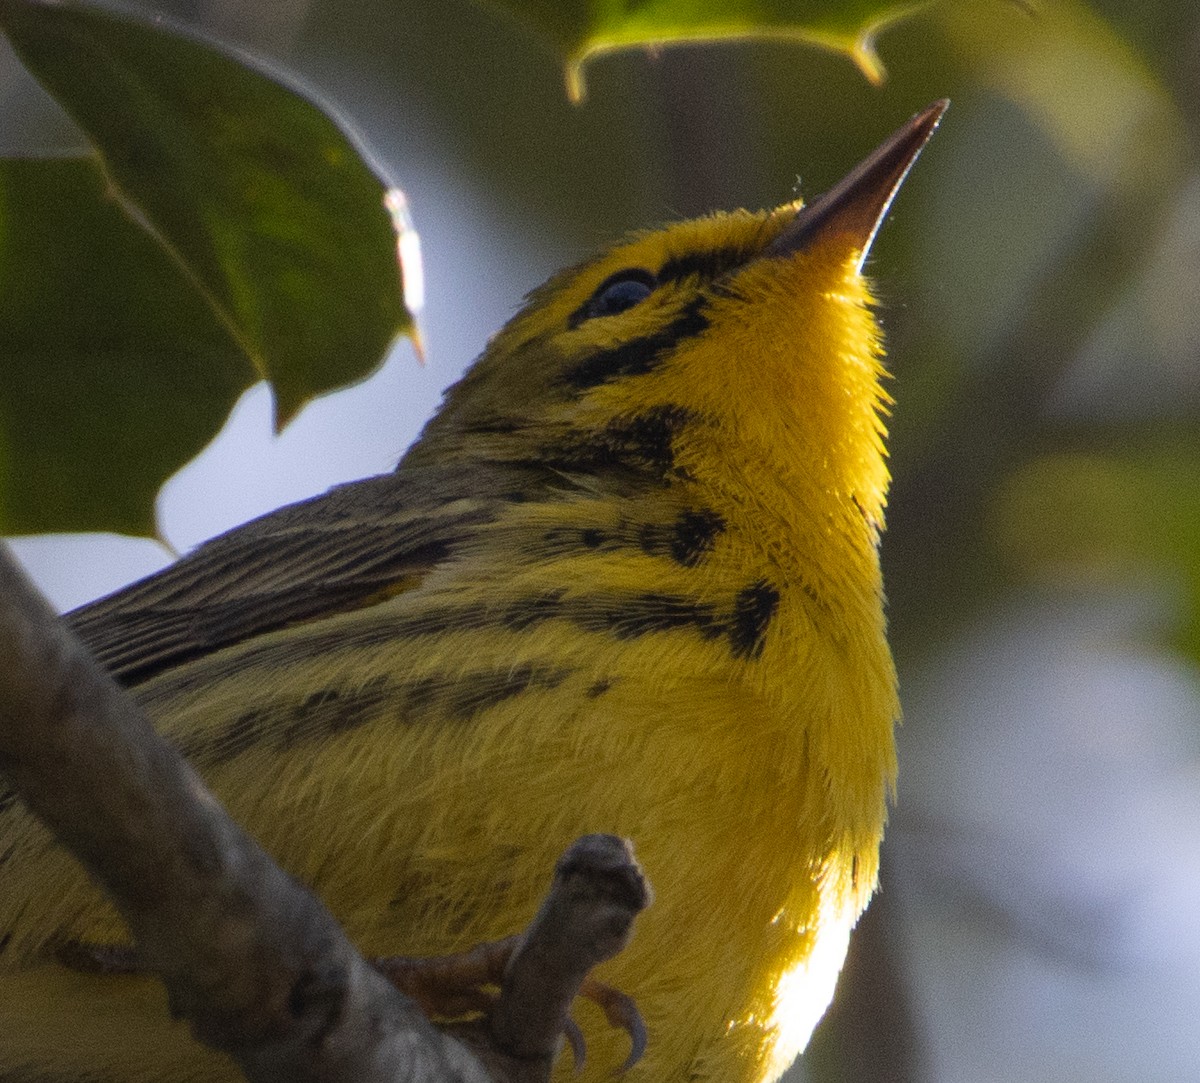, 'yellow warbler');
0,101,945,1082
